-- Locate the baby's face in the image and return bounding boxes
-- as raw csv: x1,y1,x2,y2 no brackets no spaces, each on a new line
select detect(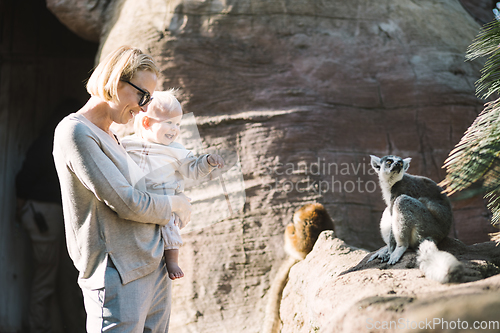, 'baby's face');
147,107,182,146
